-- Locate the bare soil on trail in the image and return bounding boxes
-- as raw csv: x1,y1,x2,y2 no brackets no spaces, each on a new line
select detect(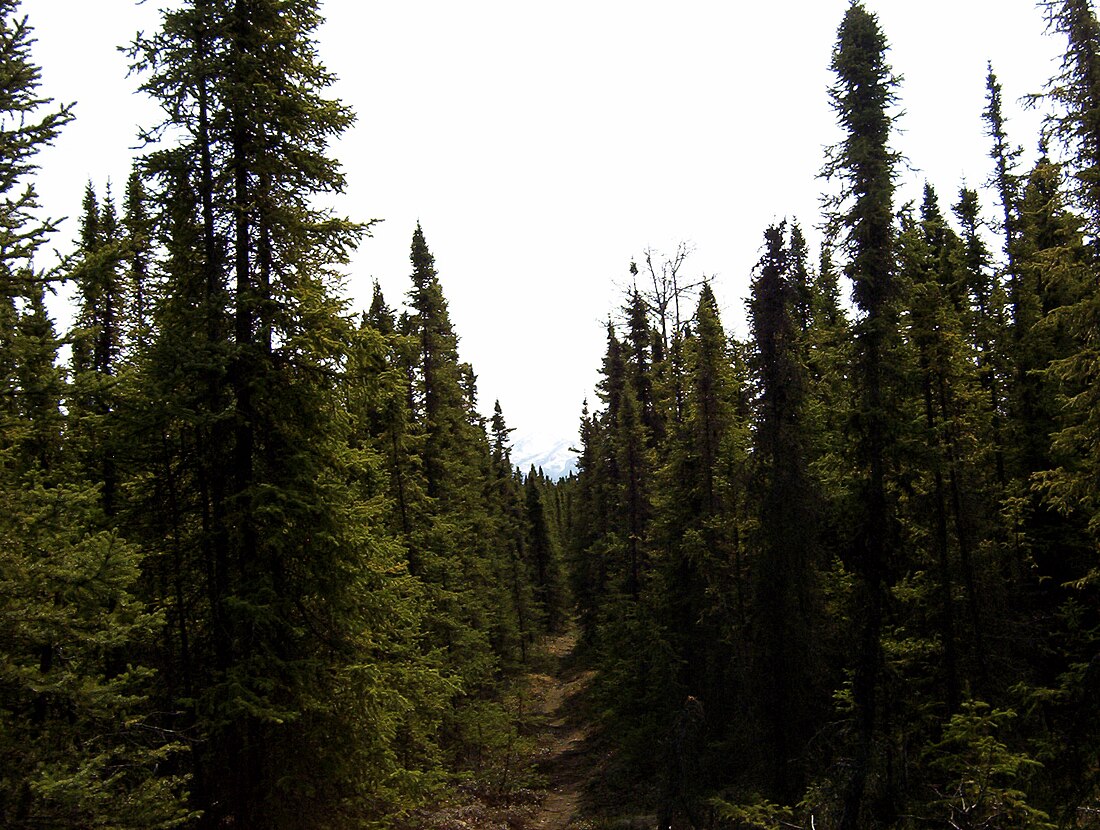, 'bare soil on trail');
418,628,602,830
421,628,655,830
524,630,597,829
